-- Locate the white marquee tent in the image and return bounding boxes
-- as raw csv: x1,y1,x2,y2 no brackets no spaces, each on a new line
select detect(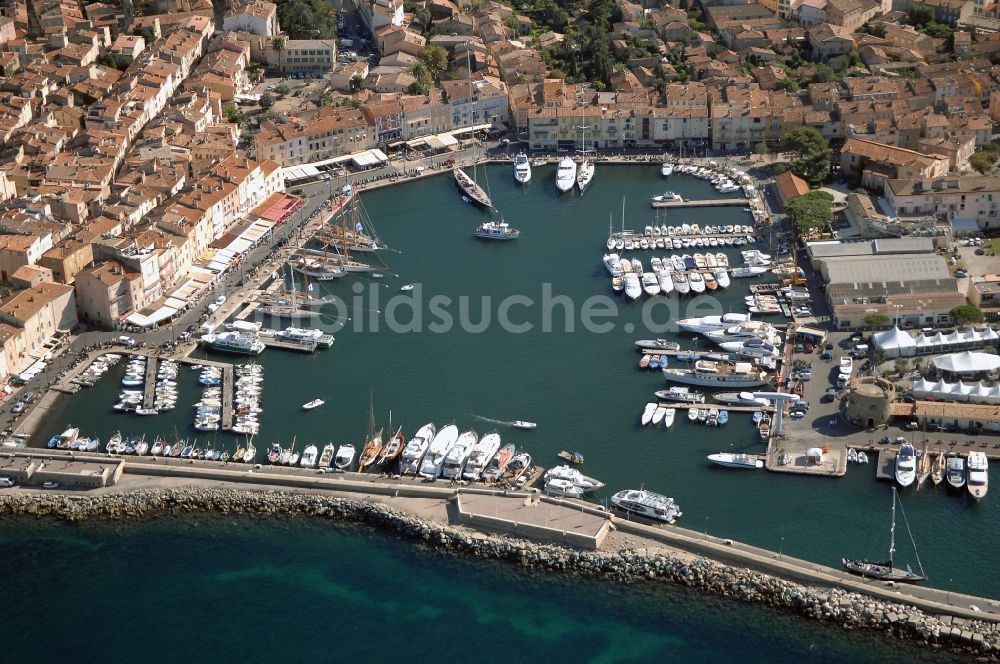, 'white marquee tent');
931,351,1000,376
914,327,999,354
873,326,917,358
911,377,1000,404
